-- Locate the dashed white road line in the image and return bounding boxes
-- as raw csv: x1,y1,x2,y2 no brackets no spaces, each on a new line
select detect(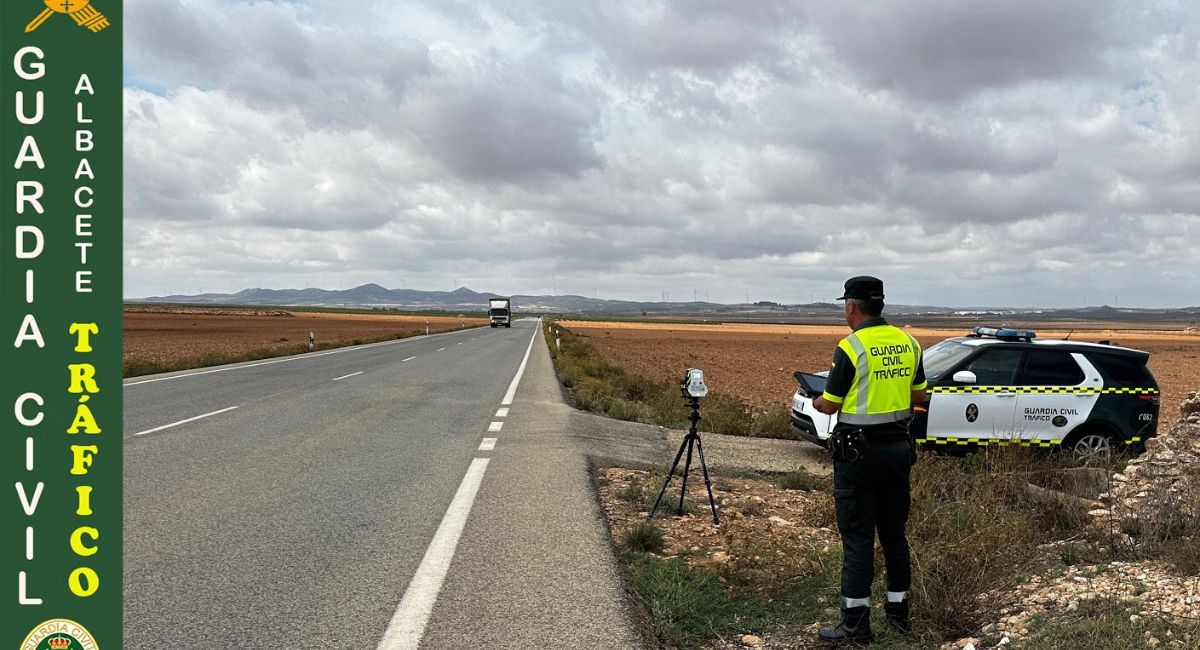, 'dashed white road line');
331,371,363,381
500,319,540,406
377,458,490,650
495,407,509,418
133,406,239,437
437,347,447,352
488,421,503,432
478,438,497,451
402,356,416,362
457,342,463,345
